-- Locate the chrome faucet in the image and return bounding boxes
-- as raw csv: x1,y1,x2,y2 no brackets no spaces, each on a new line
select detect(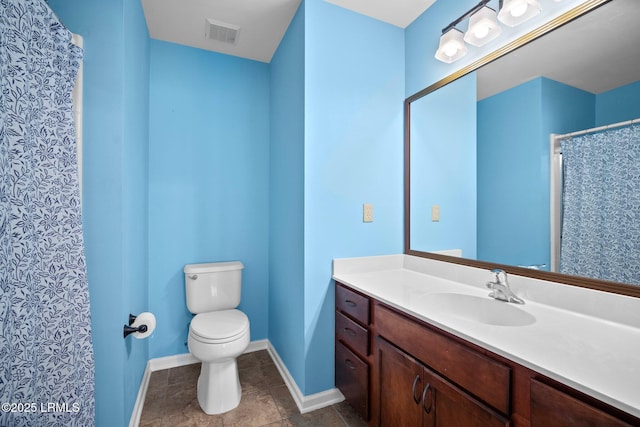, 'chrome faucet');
486,269,524,304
